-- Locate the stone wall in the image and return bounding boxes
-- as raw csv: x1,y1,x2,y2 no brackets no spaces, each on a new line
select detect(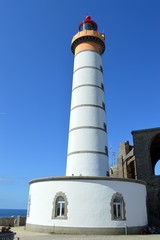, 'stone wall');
110,127,160,226
0,216,26,227
0,218,14,227
17,216,26,226
132,127,160,225
110,141,136,179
